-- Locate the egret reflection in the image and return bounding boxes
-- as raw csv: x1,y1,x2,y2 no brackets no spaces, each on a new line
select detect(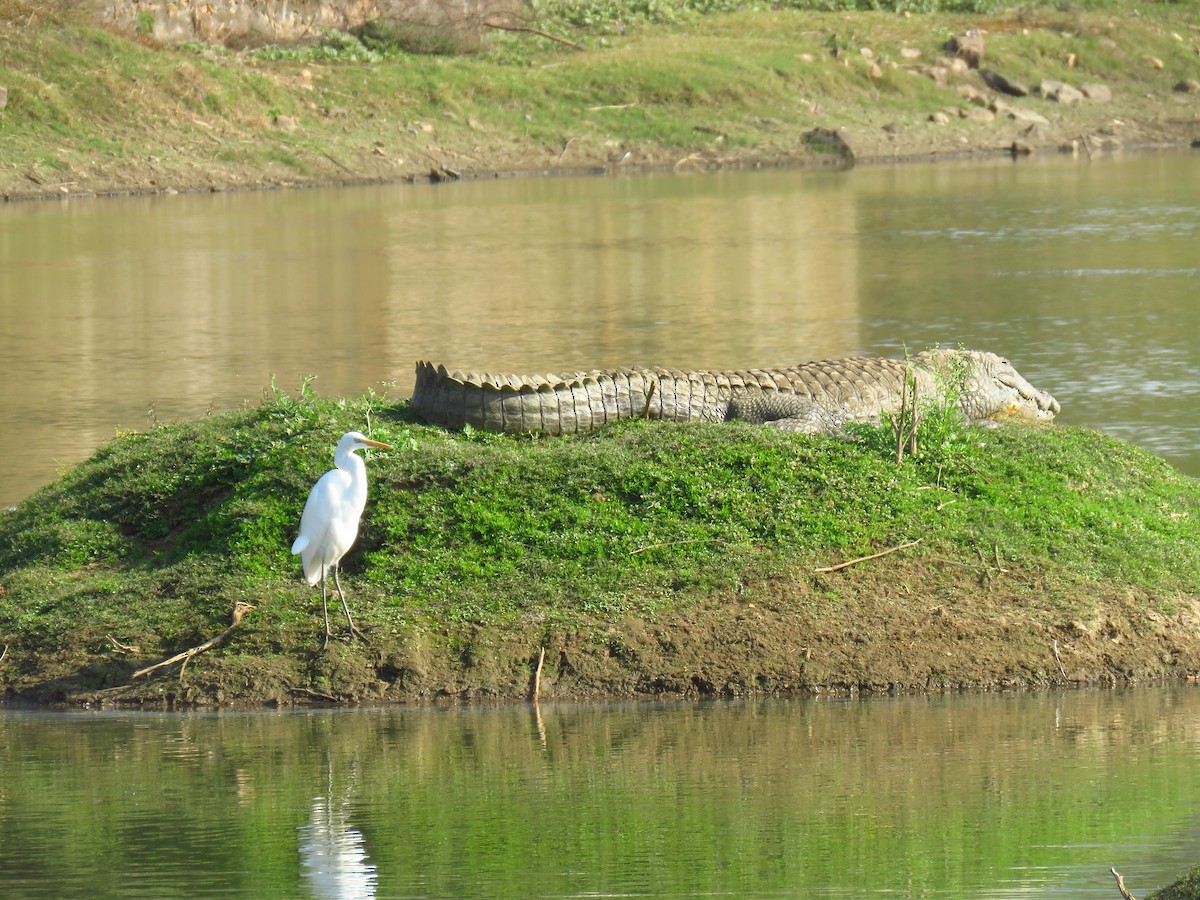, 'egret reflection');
299,761,377,899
